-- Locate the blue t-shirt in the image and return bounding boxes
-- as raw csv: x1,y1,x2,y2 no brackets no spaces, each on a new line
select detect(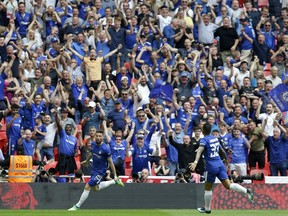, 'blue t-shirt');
22,139,35,156
15,12,32,37
107,109,125,131
220,133,232,149
177,108,193,135
267,135,288,164
6,116,22,139
0,72,7,100
82,111,101,135
71,83,88,104
226,116,248,126
126,24,138,49
200,135,224,172
109,140,127,165
55,6,72,24
59,129,77,156
131,145,154,174
21,104,33,130
241,25,255,50
227,137,248,164
91,141,111,176
78,2,93,19
34,124,47,140
31,102,46,128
